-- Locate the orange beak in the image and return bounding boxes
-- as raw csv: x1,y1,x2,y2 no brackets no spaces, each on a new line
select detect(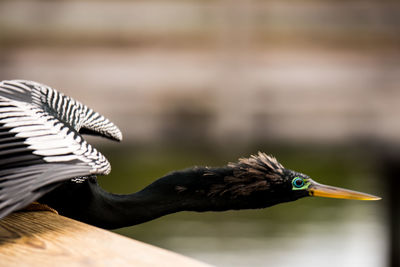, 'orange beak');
308,181,381,201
